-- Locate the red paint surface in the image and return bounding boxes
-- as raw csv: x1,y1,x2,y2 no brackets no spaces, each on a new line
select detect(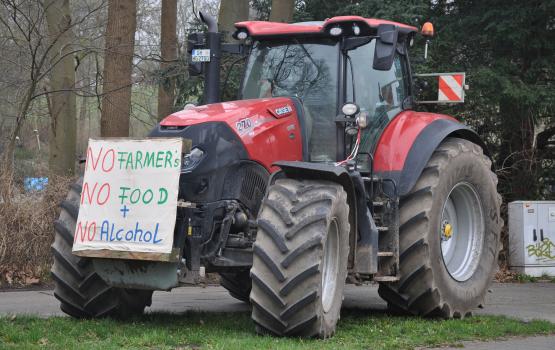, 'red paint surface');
235,16,417,37
160,98,302,171
374,111,459,172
